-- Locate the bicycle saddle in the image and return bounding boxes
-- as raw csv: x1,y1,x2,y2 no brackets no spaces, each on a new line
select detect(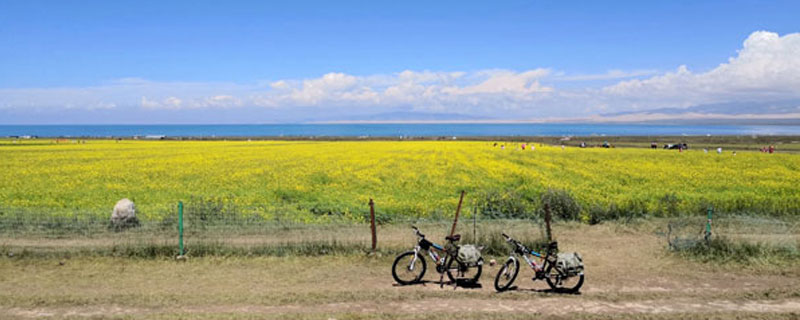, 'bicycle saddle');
445,234,461,242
